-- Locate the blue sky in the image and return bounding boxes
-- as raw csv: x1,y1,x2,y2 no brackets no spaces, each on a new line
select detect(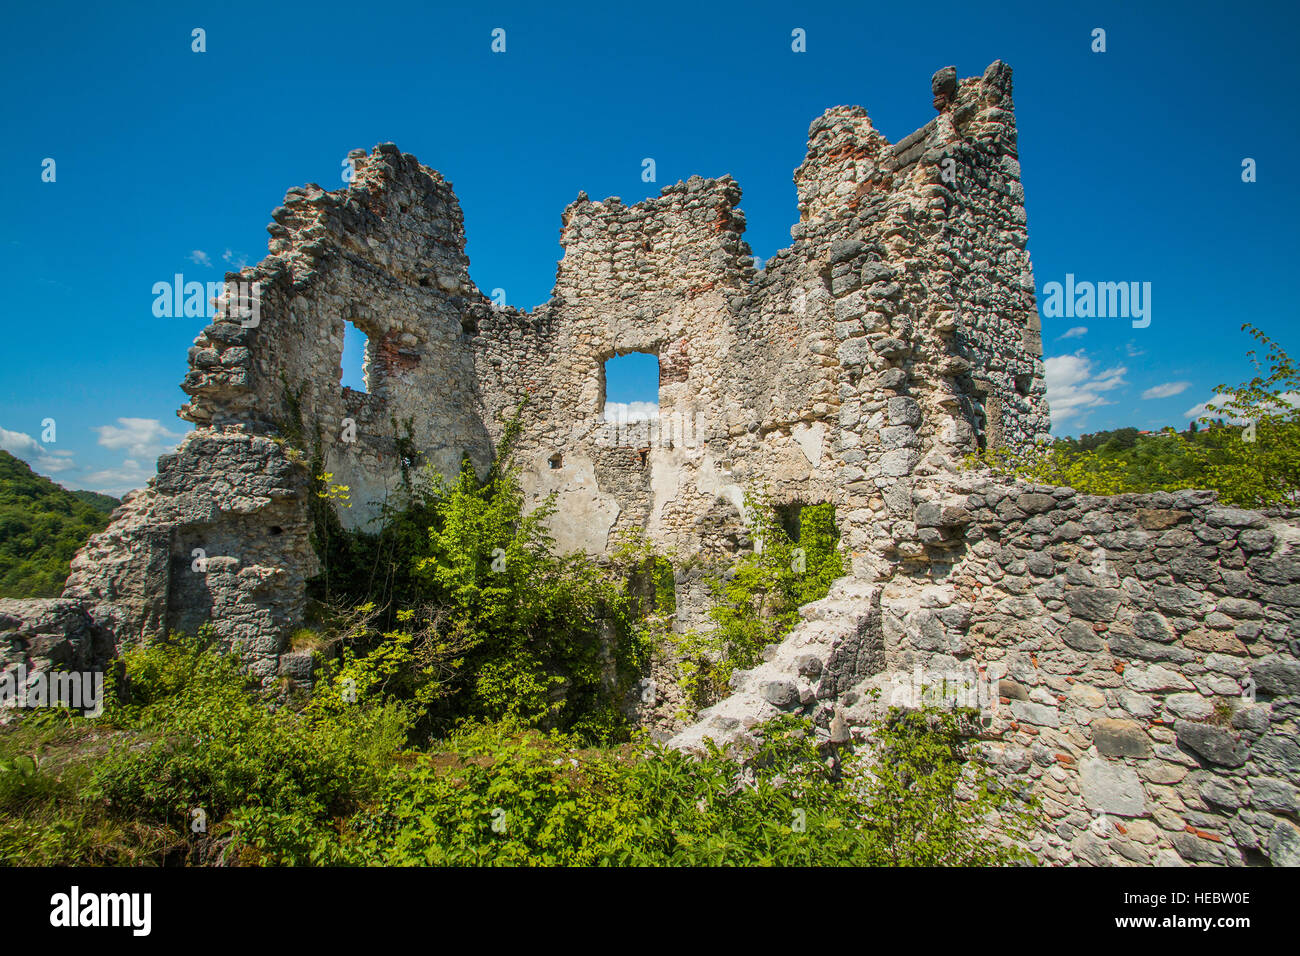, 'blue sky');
1,0,1296,494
